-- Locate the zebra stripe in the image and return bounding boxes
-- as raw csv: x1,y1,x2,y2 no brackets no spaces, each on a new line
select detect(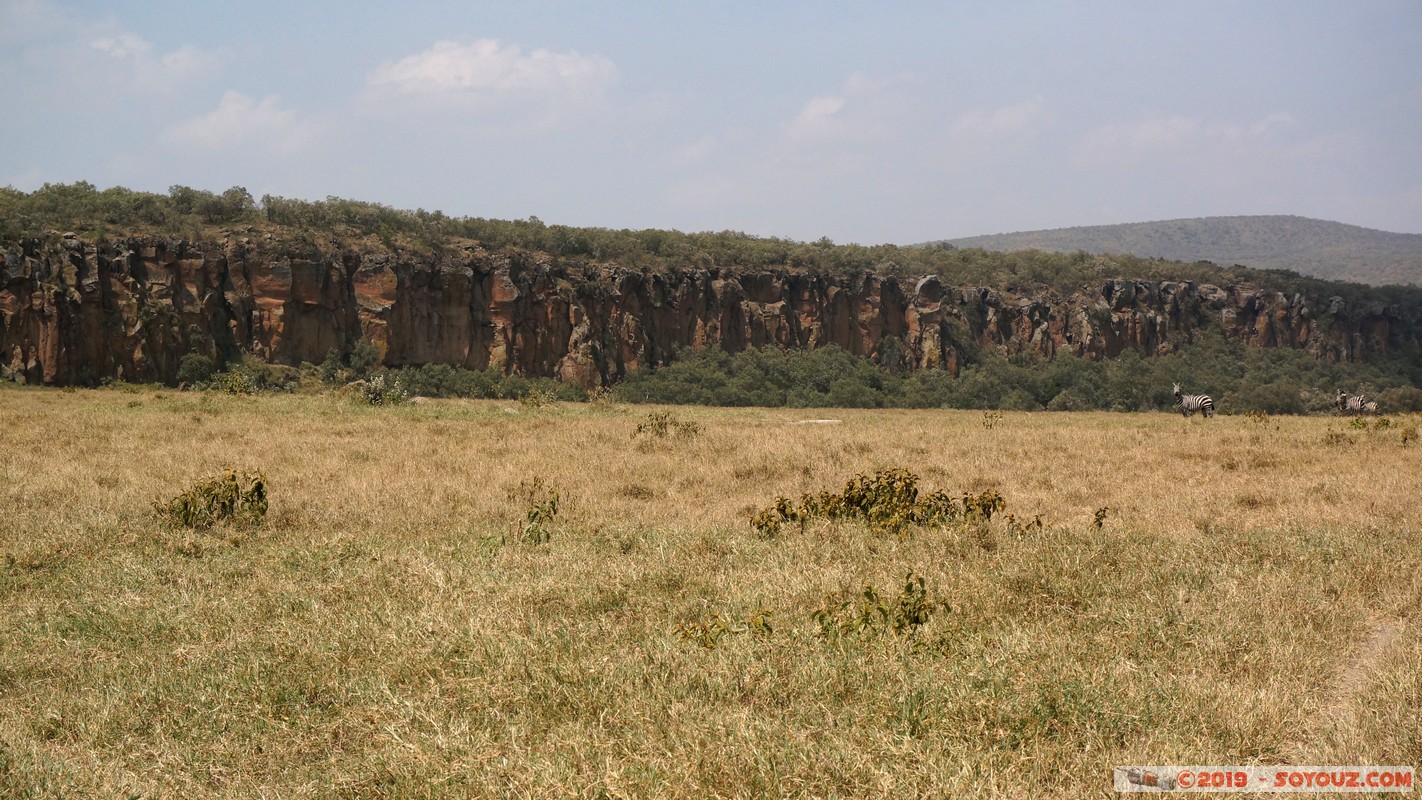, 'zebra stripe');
1172,382,1215,418
1336,390,1378,415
